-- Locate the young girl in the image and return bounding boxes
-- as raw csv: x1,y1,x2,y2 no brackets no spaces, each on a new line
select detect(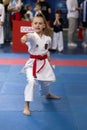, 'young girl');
21,14,60,116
